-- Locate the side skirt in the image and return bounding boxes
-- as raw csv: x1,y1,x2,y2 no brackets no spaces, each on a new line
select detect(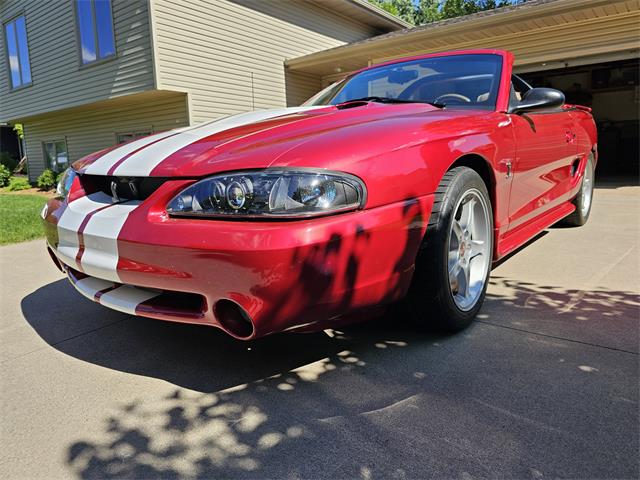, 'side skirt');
495,201,576,260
